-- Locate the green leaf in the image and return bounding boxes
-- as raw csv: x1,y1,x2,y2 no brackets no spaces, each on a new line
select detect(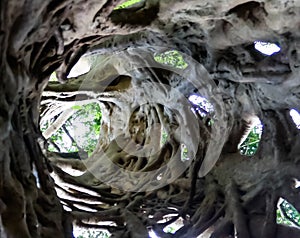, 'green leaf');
154,50,188,69
72,105,82,110
239,125,262,156
114,0,142,10
46,102,102,155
